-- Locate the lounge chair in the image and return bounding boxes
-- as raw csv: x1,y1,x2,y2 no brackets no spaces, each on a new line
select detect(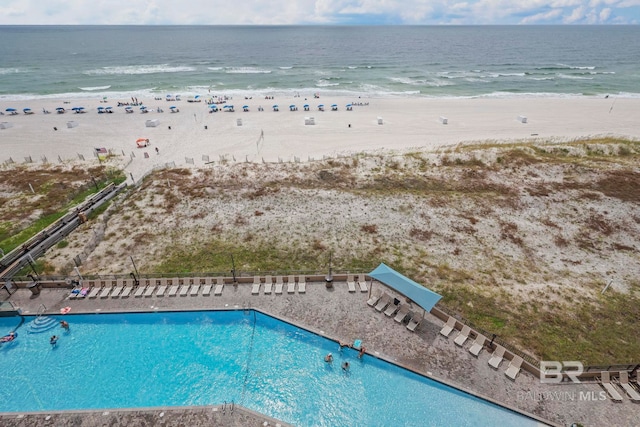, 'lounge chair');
99,287,112,298
275,277,283,294
120,286,133,298
505,355,523,380
488,345,505,369
168,283,179,296
202,278,212,296
144,284,156,297
298,275,306,293
367,293,381,307
286,276,295,293
133,284,146,298
439,316,456,337
374,294,391,312
67,285,83,299
454,325,472,347
407,315,421,332
179,284,190,296
358,275,368,292
599,371,623,401
252,277,261,295
394,305,410,323
111,282,124,298
264,275,273,294
618,371,640,401
347,275,356,293
469,334,486,357
88,286,101,299
214,277,223,296
156,283,167,296
384,301,400,317
191,282,200,296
